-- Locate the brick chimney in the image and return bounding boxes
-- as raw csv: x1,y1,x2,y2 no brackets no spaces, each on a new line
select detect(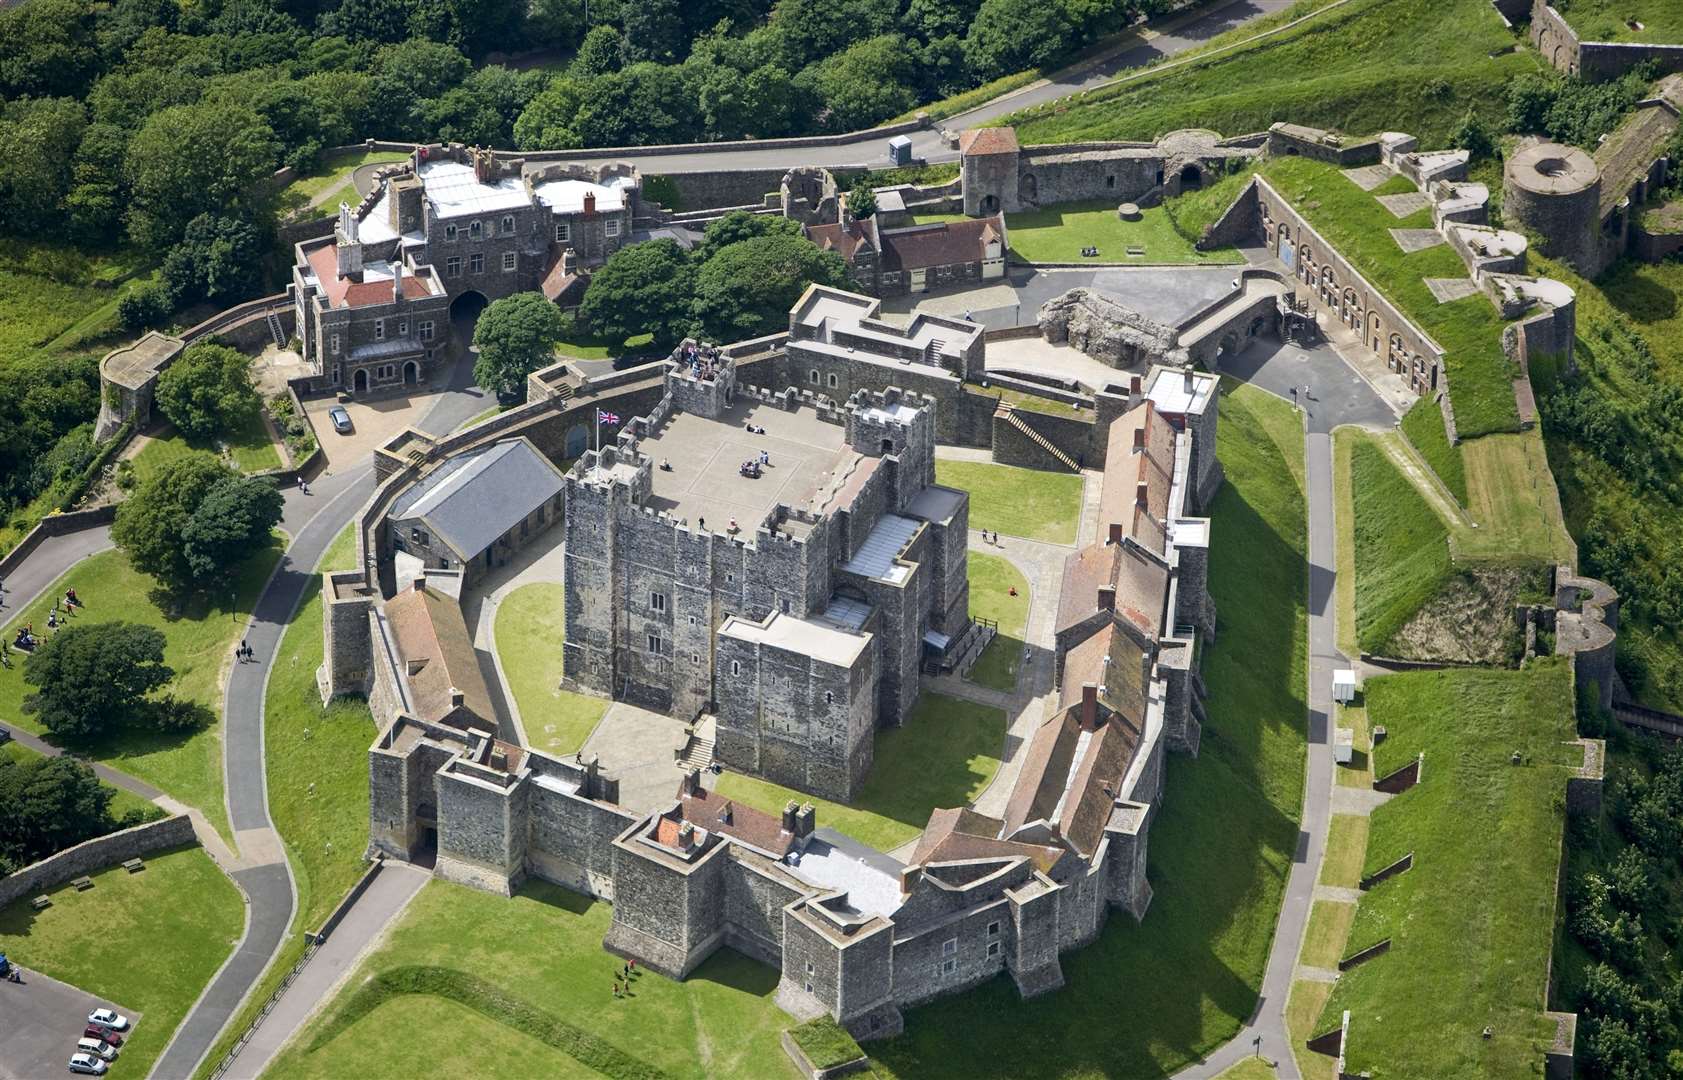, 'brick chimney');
681,768,702,796
1132,425,1145,452
1097,584,1115,611
677,820,695,850
1136,481,1149,507
795,803,816,839
583,190,596,216
782,799,799,833
1128,374,1143,407
1081,683,1099,727
449,687,464,708
1108,522,1122,544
